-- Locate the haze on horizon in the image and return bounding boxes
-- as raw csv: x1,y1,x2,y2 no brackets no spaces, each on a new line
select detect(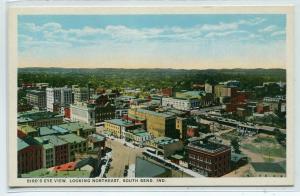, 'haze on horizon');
18,14,287,69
